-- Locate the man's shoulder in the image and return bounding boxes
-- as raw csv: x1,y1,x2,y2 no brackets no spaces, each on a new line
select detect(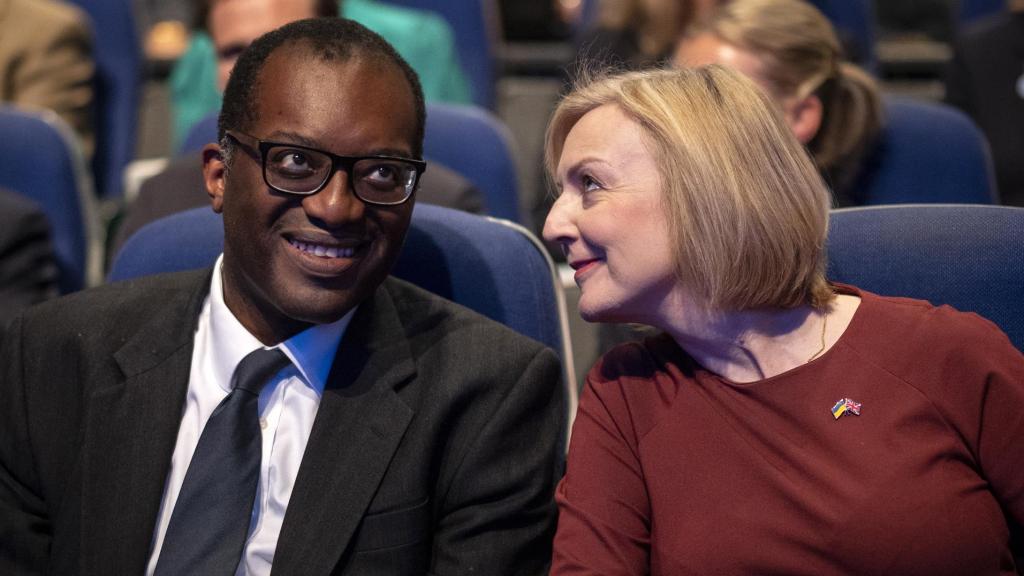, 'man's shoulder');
16,269,210,341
